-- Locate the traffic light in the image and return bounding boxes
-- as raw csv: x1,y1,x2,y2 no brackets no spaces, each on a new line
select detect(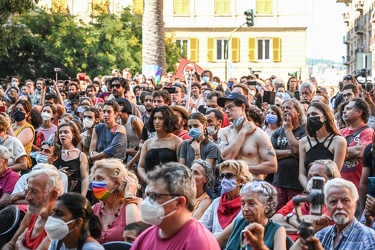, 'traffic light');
244,9,254,27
